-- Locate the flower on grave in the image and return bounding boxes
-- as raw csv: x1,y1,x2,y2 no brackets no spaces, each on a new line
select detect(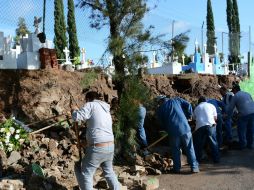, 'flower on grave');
0,119,29,154
15,134,20,140
9,127,15,134
19,139,25,144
